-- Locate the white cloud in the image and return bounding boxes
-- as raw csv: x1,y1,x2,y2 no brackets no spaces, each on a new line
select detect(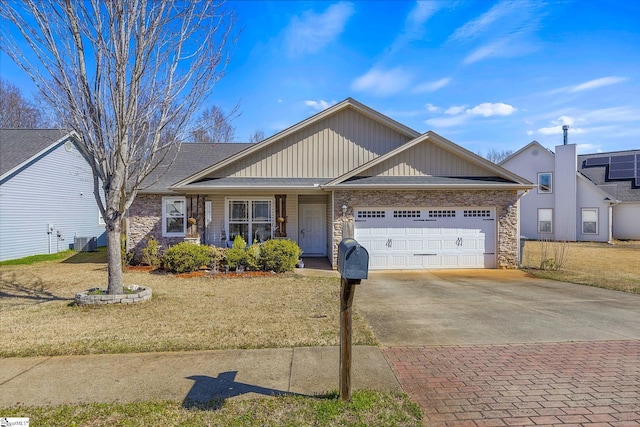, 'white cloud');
351,66,413,96
425,103,440,112
426,102,517,128
467,102,517,117
548,76,628,94
526,130,534,136
445,105,467,115
412,77,451,94
425,114,471,128
305,99,337,111
388,1,445,54
449,0,517,41
405,1,442,37
536,116,585,135
284,2,355,56
570,76,627,92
